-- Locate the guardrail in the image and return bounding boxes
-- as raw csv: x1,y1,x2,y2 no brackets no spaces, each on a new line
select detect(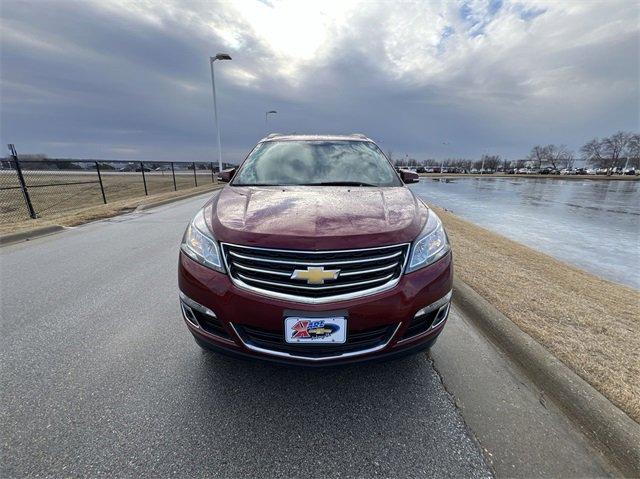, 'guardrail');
0,145,228,223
